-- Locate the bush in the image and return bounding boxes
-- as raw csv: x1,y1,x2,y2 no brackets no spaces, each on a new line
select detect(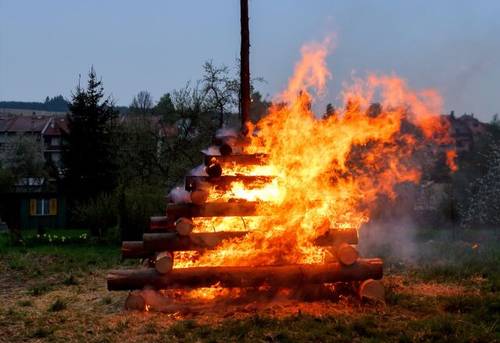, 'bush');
118,183,165,241
72,193,118,238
